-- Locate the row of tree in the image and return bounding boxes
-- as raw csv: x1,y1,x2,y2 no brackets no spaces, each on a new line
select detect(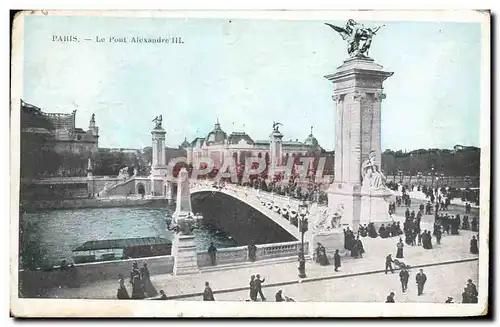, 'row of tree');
381,148,480,176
